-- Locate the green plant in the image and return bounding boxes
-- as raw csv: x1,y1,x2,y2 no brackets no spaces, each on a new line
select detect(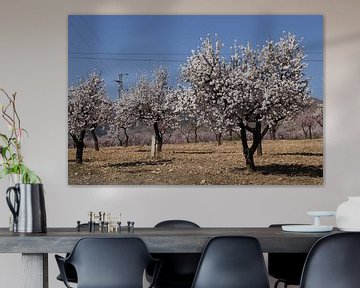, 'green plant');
0,88,41,183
